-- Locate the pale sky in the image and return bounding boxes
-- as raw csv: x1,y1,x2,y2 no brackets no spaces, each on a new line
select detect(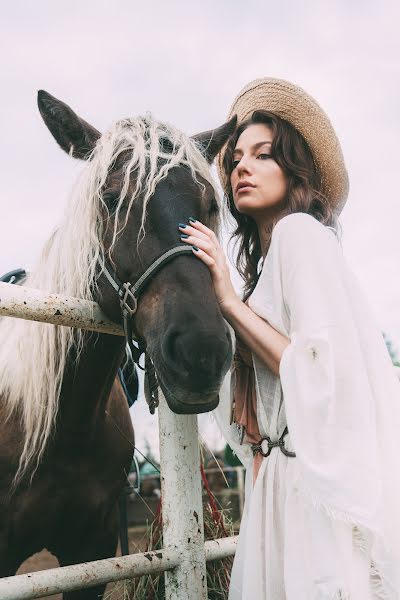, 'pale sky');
1,0,399,457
